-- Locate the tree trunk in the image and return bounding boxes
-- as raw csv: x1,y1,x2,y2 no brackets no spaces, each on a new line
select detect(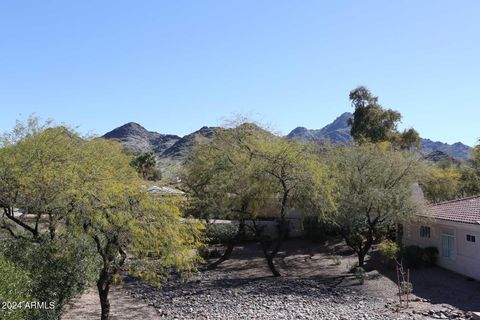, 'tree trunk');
206,221,245,270
265,252,281,277
206,242,234,270
97,270,112,320
357,252,365,267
